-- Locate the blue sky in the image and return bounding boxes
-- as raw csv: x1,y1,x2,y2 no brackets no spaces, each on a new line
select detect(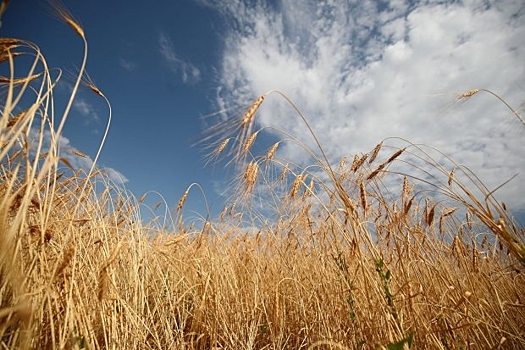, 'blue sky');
2,0,524,225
